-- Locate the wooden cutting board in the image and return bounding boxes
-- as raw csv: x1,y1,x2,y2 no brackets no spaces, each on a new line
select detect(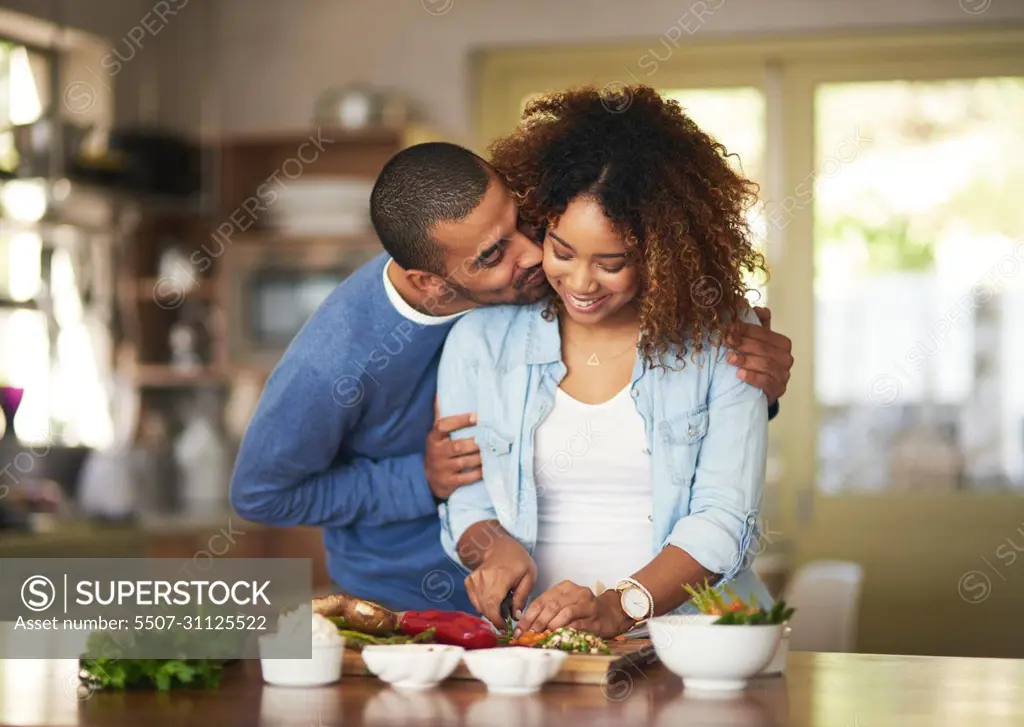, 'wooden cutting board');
342,638,660,686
